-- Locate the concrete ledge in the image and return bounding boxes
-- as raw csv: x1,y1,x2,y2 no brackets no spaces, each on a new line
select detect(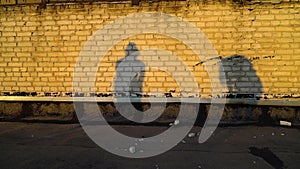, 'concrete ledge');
0,96,300,106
